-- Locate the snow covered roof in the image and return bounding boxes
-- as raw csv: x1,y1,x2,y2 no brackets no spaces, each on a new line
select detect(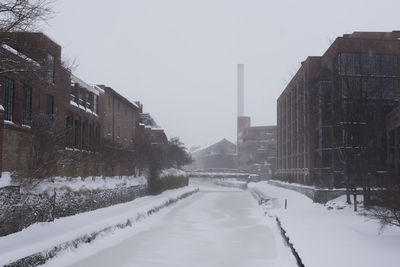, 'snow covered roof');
71,74,101,96
1,44,40,68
